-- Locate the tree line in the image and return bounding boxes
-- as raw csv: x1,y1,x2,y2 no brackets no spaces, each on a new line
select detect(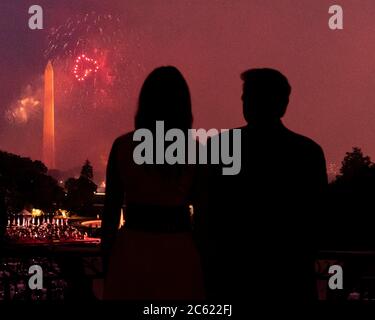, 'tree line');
0,150,97,216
